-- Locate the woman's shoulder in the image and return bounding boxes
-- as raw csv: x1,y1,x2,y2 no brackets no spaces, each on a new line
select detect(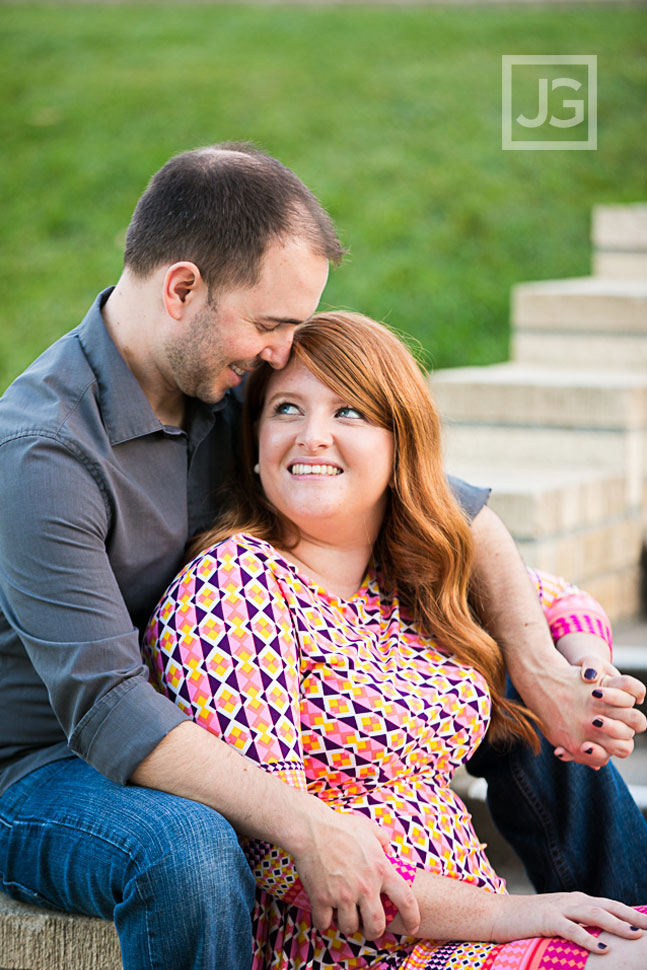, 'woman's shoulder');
183,532,286,580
